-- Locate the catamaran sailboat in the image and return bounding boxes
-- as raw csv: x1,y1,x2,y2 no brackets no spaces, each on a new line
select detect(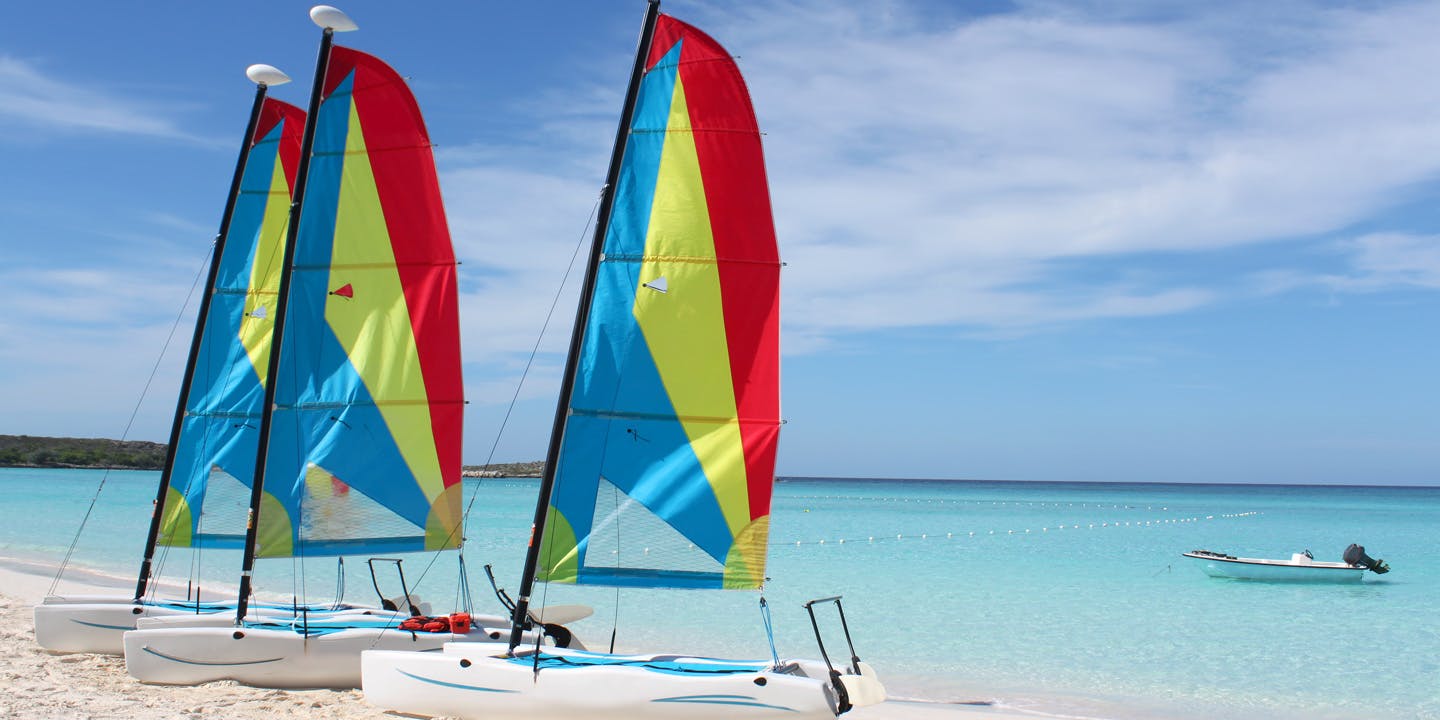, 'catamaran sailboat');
120,6,561,689
362,3,885,717
30,64,389,656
